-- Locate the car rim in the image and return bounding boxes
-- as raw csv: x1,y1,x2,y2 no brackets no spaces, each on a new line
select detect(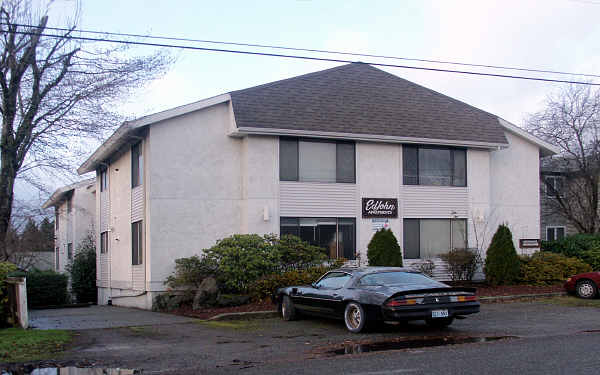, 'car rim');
579,283,594,297
347,305,361,329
